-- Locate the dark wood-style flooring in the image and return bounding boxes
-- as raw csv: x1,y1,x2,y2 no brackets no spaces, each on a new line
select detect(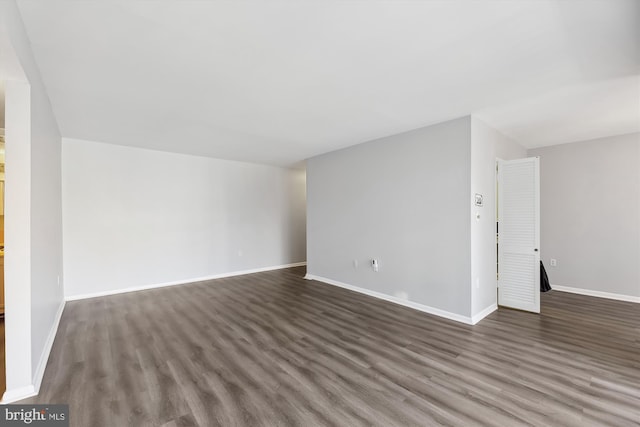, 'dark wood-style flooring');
21,267,640,426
